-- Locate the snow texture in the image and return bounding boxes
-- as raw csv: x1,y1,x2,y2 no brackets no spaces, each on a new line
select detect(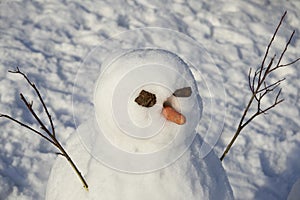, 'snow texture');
46,132,233,200
0,0,299,200
46,45,230,199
